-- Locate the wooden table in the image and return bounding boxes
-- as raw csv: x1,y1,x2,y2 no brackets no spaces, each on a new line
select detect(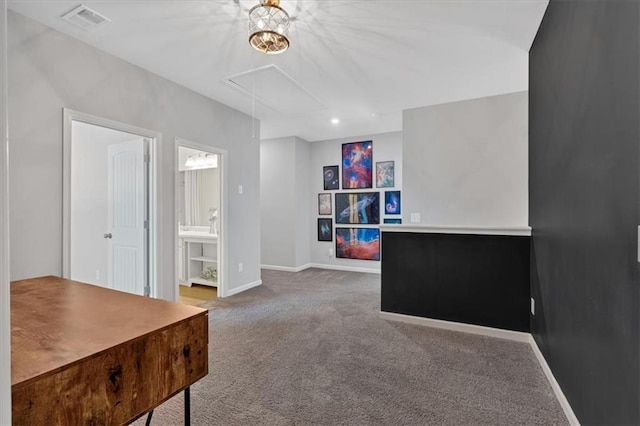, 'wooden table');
11,276,208,425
